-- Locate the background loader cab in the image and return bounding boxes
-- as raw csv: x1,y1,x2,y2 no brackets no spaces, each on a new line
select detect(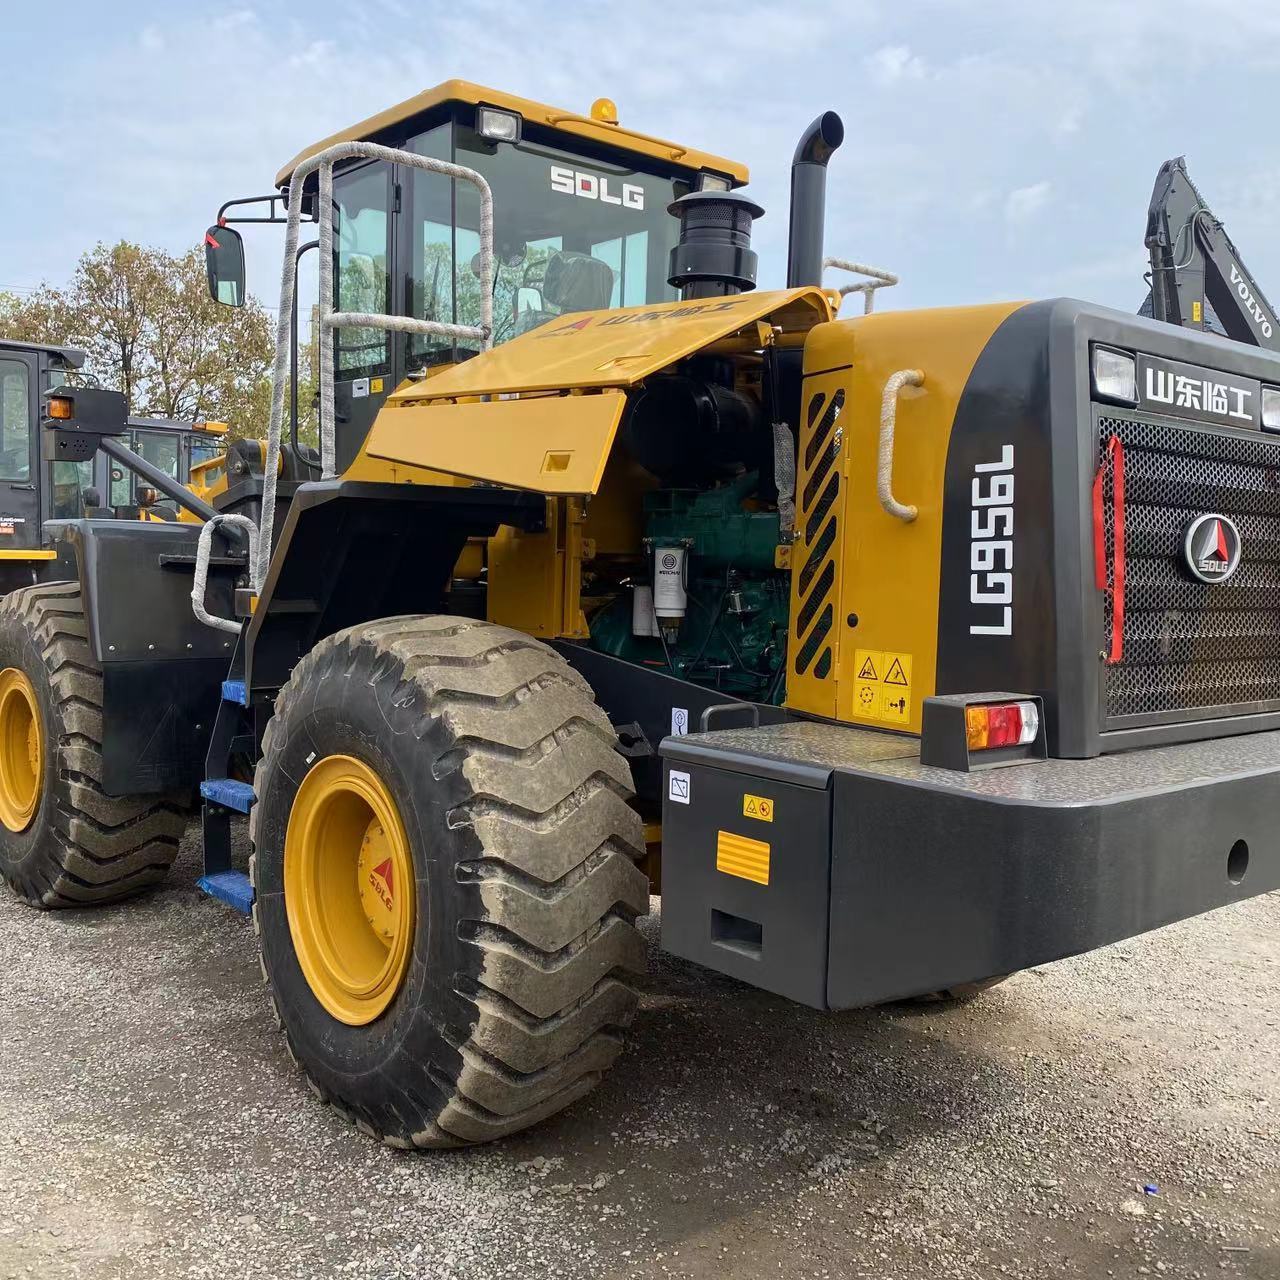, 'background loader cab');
0,339,89,568
209,81,747,469
0,337,226,589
